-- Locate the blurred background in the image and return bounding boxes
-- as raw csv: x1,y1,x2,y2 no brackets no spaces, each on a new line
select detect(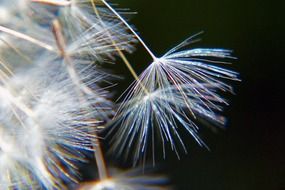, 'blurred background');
100,0,284,190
